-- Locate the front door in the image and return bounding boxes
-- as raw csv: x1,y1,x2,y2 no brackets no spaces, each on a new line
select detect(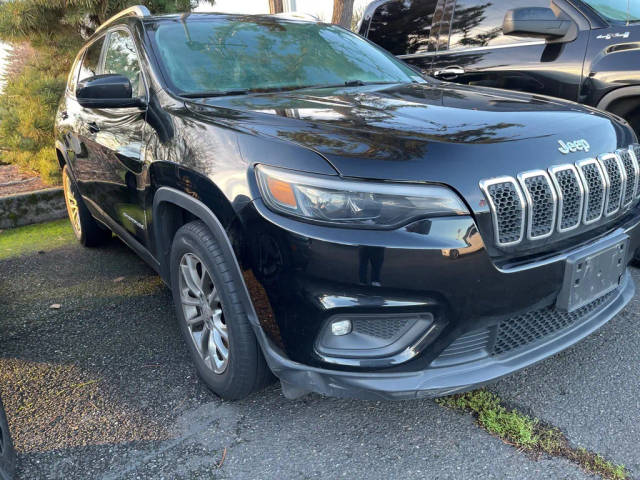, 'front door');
75,28,149,243
428,0,590,102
